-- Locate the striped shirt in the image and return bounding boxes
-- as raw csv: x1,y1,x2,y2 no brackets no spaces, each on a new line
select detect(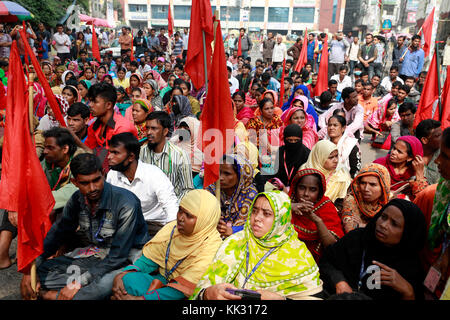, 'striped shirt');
140,140,194,201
